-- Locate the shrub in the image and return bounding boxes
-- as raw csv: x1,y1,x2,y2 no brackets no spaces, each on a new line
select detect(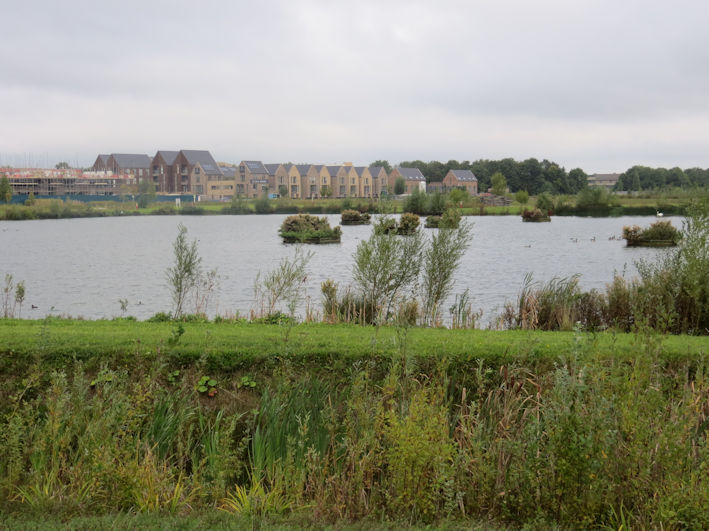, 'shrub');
535,192,554,214
340,210,371,225
397,213,420,235
521,208,550,222
279,214,341,243
623,220,681,246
